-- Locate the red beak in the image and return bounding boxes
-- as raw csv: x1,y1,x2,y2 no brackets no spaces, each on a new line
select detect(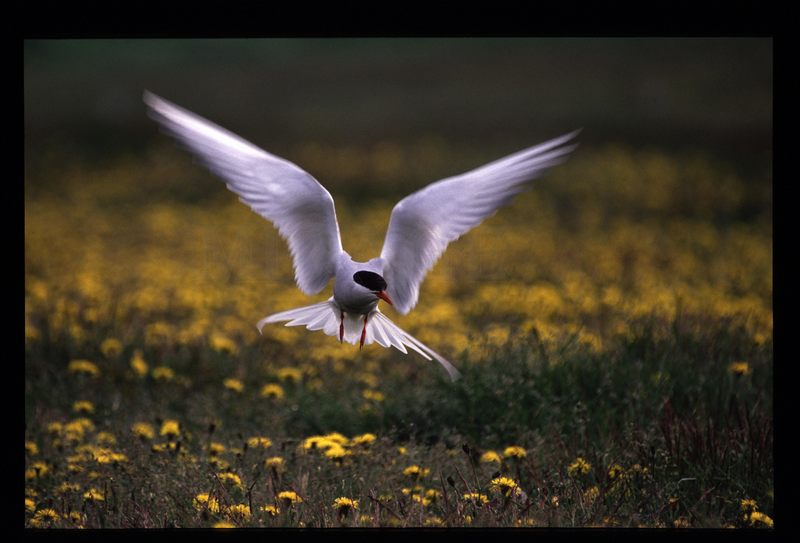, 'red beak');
376,290,393,305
